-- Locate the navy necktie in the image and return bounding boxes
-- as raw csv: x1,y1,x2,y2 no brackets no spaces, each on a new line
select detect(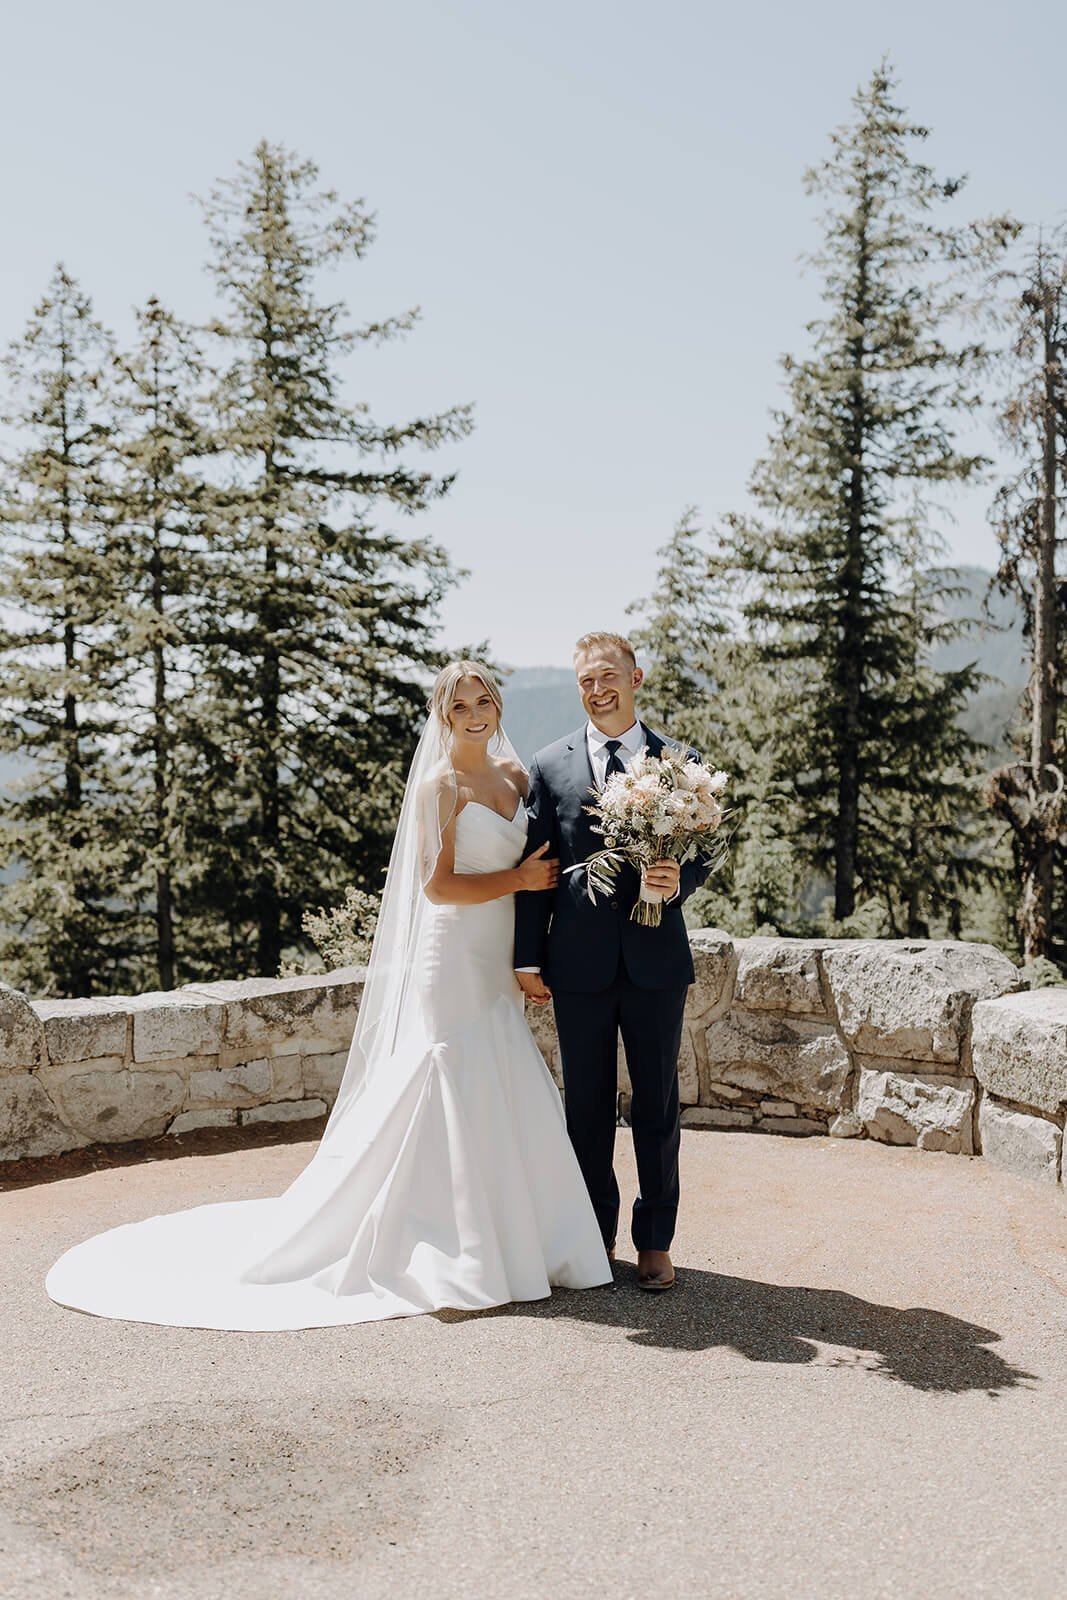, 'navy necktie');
603,739,625,778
